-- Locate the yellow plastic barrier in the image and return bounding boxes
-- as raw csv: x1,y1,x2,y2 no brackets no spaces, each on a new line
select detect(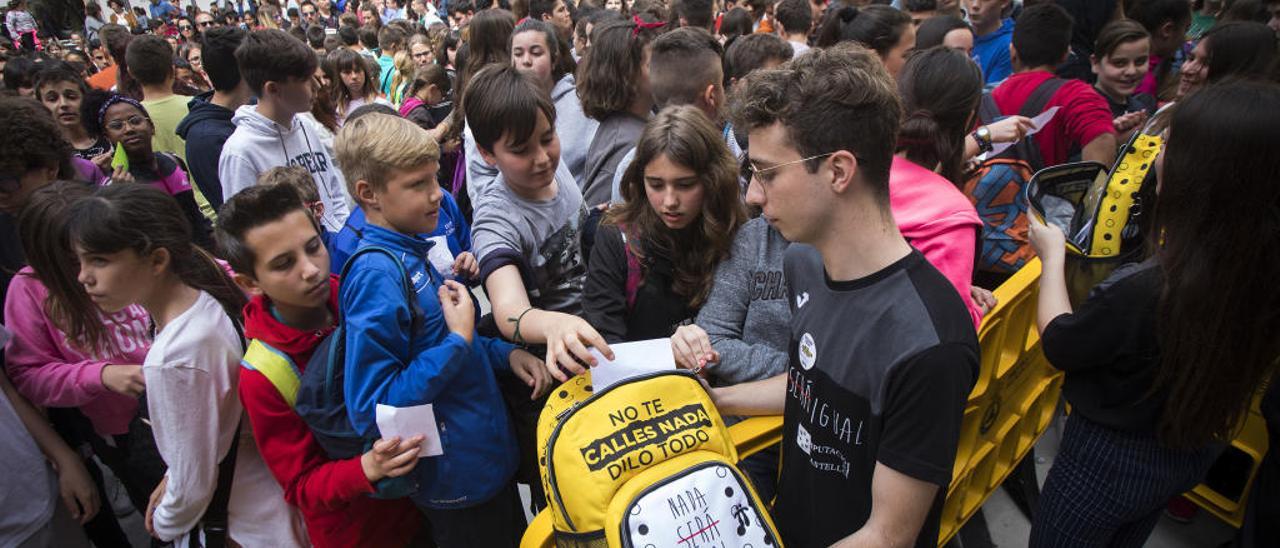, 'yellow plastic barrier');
937,258,1063,545
520,260,1061,548
1183,388,1271,528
